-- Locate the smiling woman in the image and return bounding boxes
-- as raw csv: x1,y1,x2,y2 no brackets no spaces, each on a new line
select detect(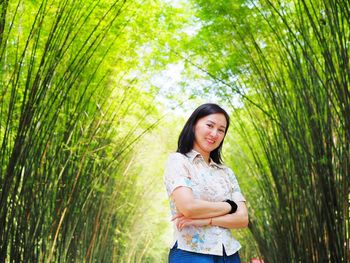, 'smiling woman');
192,113,227,161
163,103,248,263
